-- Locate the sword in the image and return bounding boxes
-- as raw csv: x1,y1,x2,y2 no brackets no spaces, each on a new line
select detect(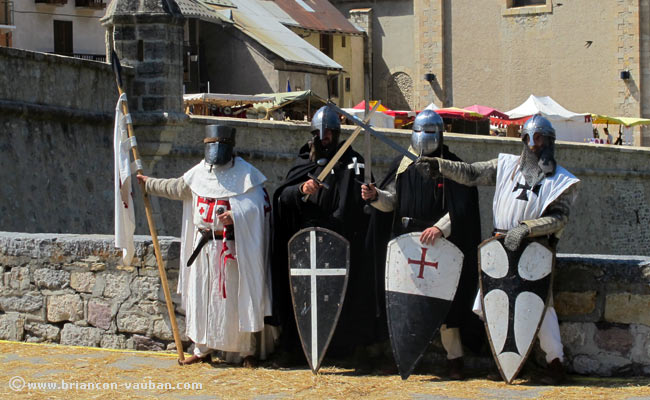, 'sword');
302,101,381,202
327,101,417,161
361,102,374,214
